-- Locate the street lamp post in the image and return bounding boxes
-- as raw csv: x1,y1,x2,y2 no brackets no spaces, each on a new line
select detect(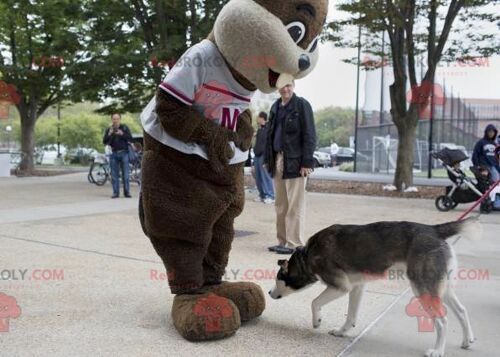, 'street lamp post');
353,23,362,173
427,80,435,179
57,102,61,158
5,125,12,151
